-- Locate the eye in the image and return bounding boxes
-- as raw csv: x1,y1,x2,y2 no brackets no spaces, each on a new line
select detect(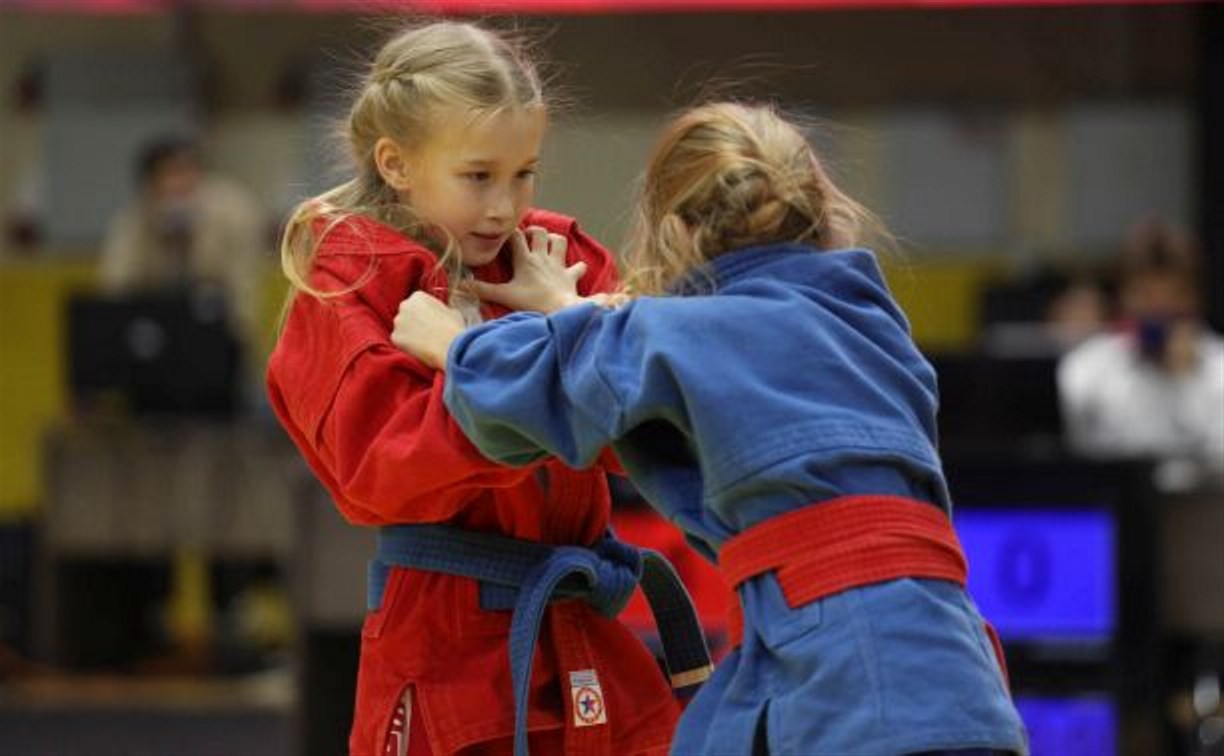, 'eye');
463,171,491,183
515,168,537,180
